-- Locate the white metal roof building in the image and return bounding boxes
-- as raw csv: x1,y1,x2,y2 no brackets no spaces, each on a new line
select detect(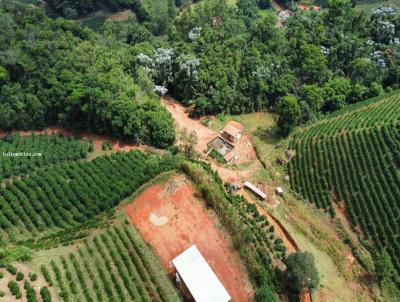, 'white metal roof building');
244,181,267,200
172,245,231,302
